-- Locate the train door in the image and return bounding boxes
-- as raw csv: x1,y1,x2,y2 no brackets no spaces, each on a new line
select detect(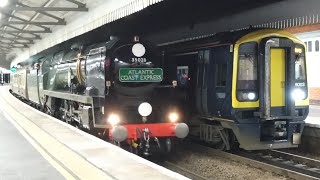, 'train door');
211,46,230,116
196,50,210,114
270,48,286,115
261,38,296,118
